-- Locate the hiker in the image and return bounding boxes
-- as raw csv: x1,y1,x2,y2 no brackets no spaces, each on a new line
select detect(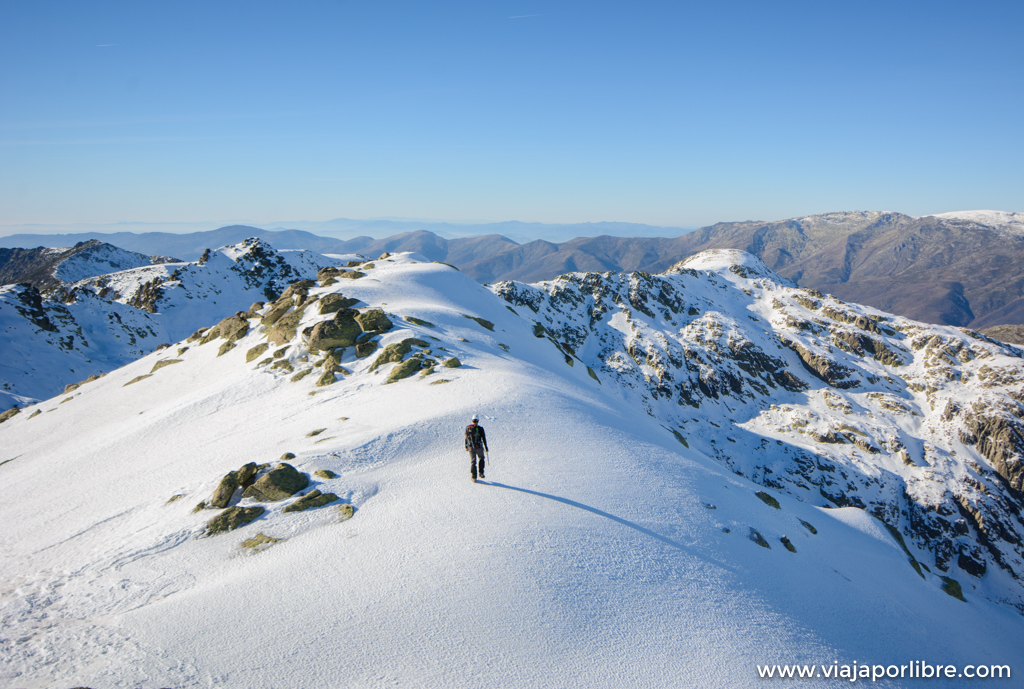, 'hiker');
465,414,488,482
